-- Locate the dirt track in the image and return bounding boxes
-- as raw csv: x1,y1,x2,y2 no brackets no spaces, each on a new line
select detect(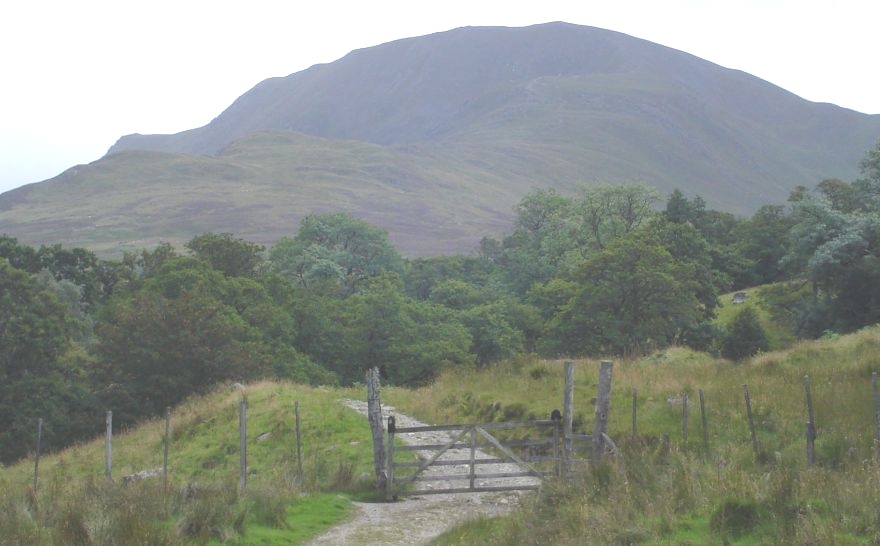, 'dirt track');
306,400,539,545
